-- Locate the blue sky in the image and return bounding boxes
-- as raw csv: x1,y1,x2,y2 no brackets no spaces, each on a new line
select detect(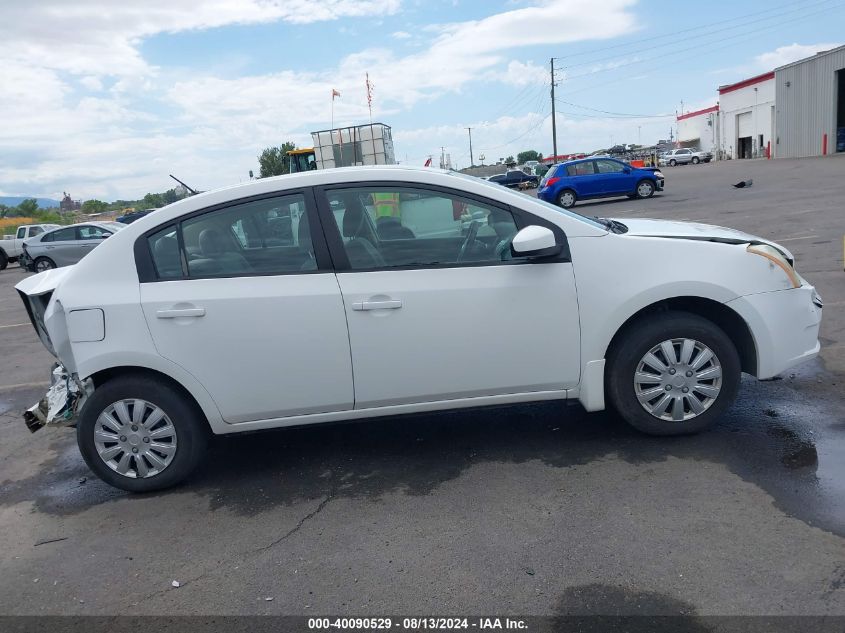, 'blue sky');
1,0,842,200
